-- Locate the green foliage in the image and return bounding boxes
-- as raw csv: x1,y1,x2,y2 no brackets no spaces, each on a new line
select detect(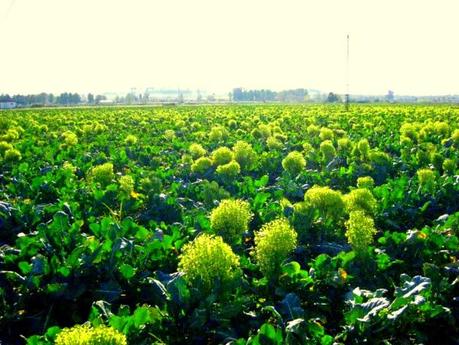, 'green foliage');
253,218,298,278
210,199,252,244
282,151,306,175
178,234,240,291
2,104,459,344
345,210,377,254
